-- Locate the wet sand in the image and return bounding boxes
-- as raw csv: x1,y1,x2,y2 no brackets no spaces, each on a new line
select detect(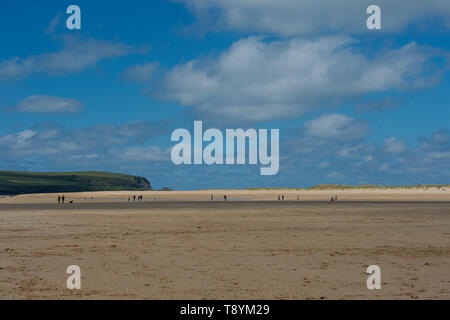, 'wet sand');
0,191,449,299
1,187,450,203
